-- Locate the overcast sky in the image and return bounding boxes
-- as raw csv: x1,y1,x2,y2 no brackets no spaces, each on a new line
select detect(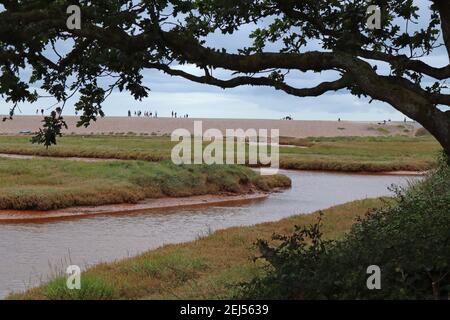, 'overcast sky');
1,0,448,121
